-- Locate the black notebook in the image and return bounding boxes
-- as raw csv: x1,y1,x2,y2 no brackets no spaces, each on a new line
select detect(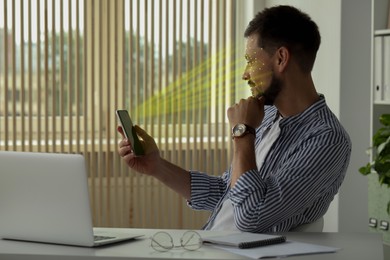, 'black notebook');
203,232,286,249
